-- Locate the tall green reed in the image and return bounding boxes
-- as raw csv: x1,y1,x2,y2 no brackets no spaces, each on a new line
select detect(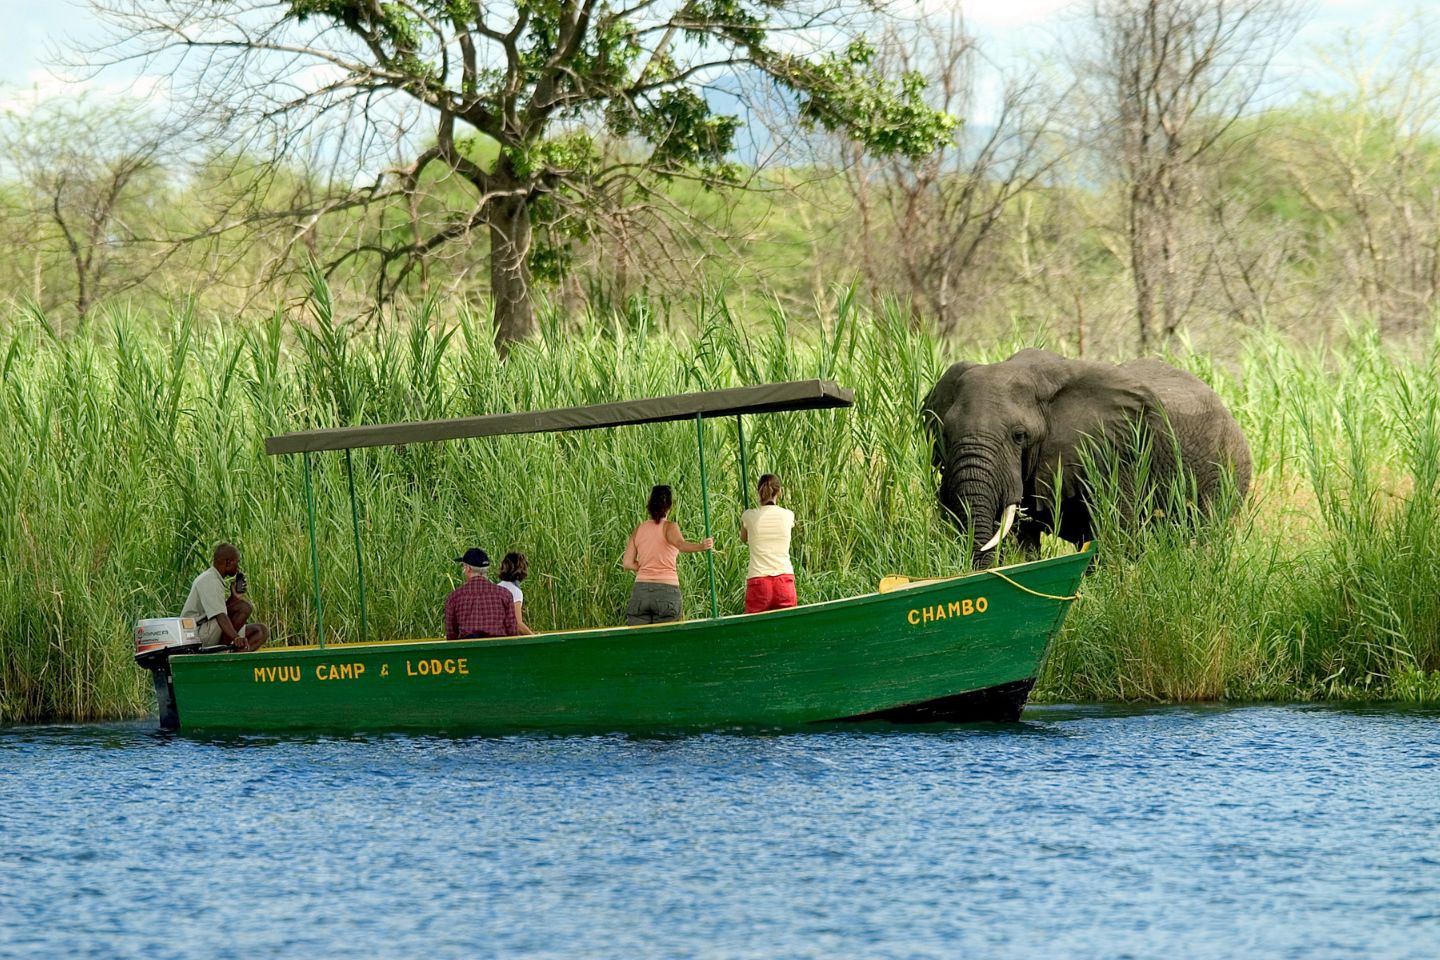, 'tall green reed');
1041,324,1440,702
2,291,1438,722
0,291,973,721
